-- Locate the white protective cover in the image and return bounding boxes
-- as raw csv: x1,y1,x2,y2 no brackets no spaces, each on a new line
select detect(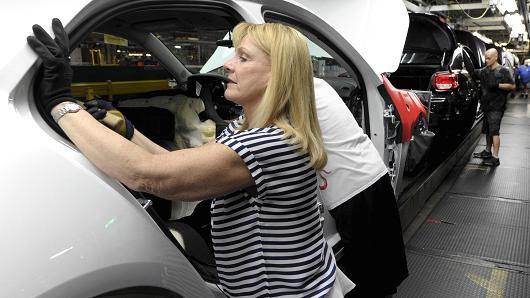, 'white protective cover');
295,0,409,75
